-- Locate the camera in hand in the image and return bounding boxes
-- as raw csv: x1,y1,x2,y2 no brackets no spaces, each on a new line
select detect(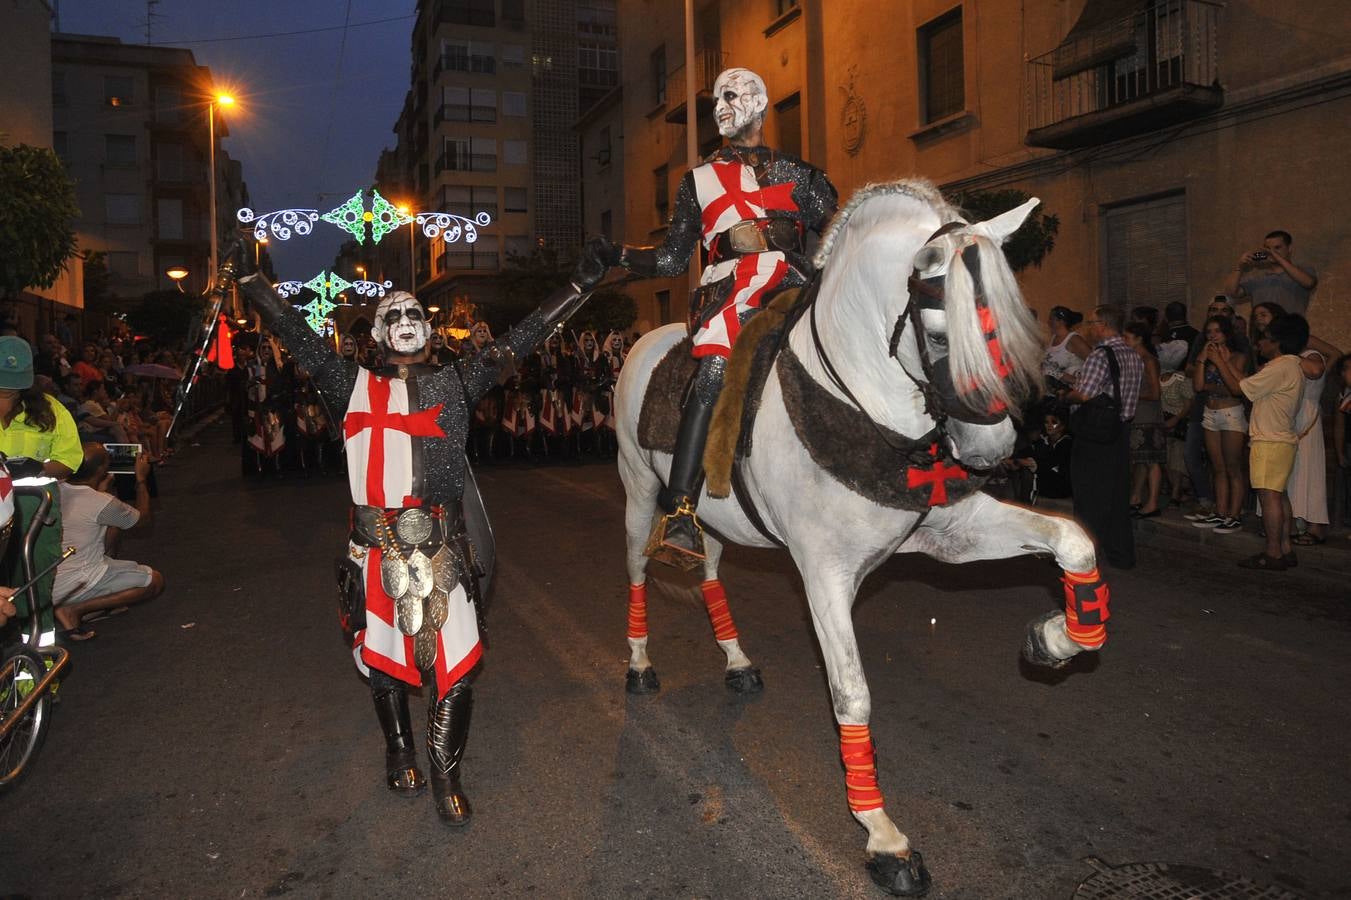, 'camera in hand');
1251,251,1269,261
104,443,143,475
